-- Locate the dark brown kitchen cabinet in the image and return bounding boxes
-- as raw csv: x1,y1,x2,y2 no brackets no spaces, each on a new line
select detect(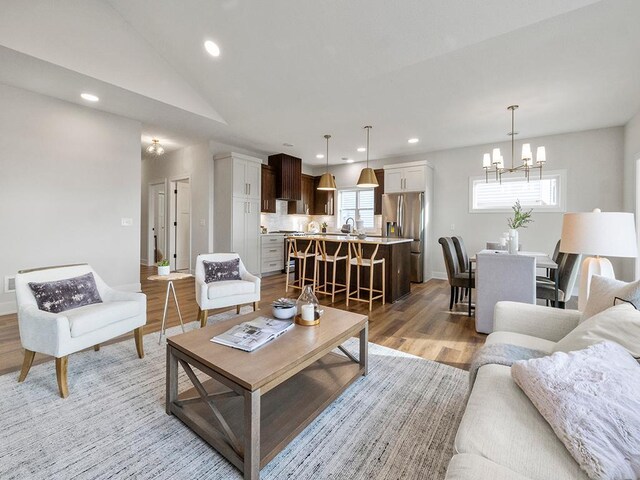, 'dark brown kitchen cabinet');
313,176,335,215
374,168,385,215
288,174,315,214
268,153,302,200
261,164,276,213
